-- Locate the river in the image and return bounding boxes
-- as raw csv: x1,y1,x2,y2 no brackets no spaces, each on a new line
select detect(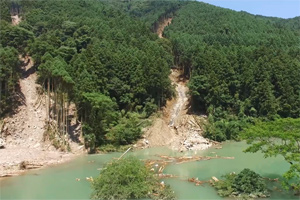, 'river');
0,142,297,199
